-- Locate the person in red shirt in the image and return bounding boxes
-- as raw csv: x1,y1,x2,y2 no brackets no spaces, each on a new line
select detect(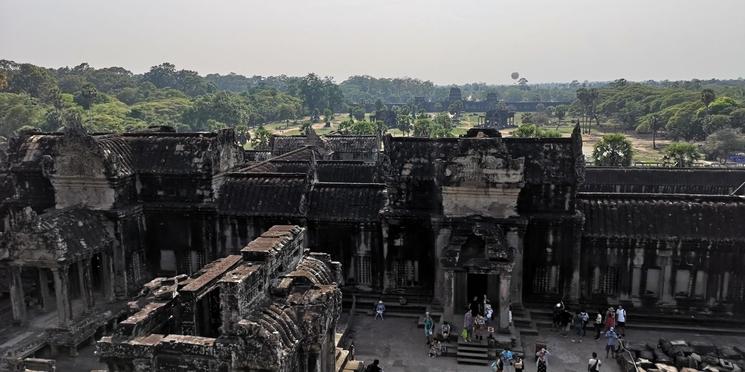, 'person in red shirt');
604,308,615,332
